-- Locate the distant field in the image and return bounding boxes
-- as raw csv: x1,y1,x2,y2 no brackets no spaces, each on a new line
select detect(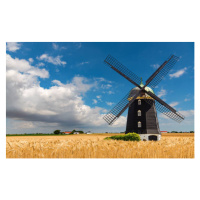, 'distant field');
6,133,194,158
161,133,194,137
